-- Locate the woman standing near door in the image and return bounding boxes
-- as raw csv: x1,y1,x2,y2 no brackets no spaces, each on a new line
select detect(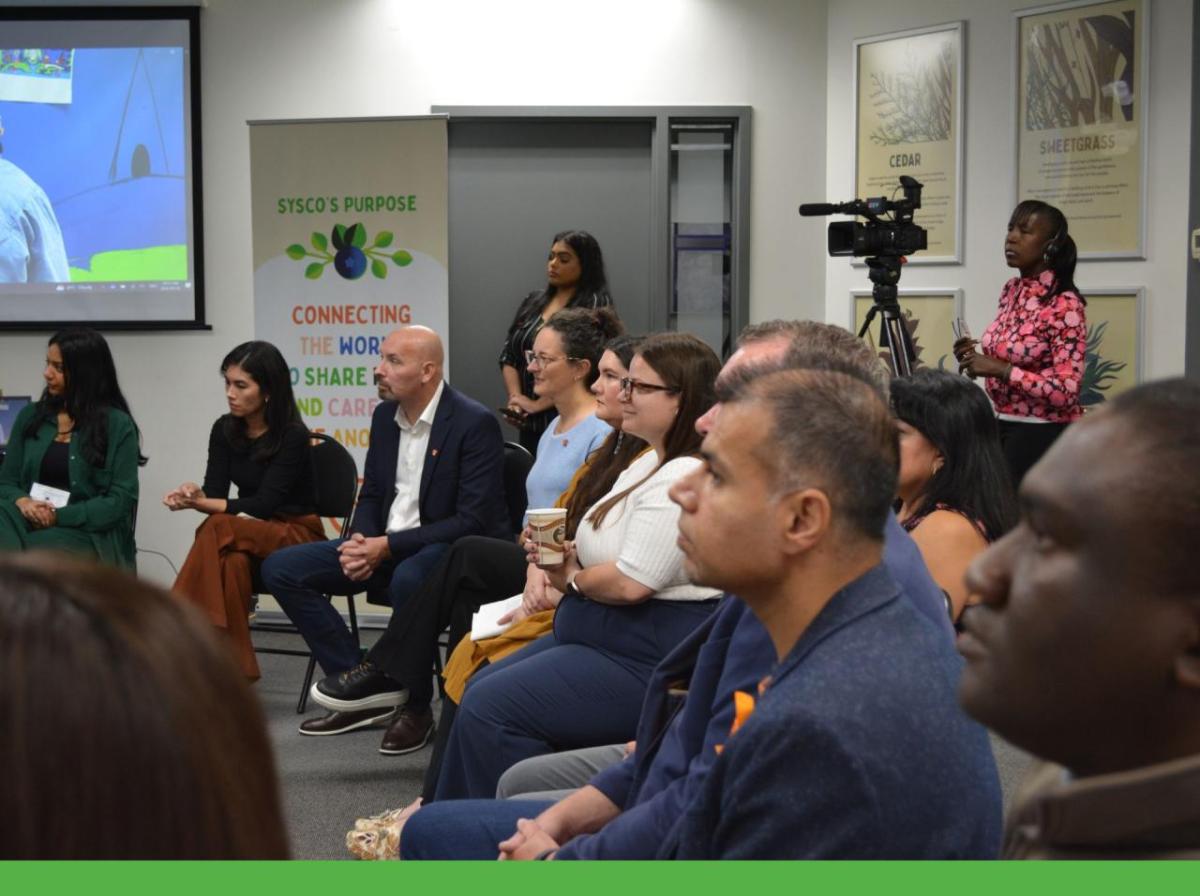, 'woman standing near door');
499,230,615,455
